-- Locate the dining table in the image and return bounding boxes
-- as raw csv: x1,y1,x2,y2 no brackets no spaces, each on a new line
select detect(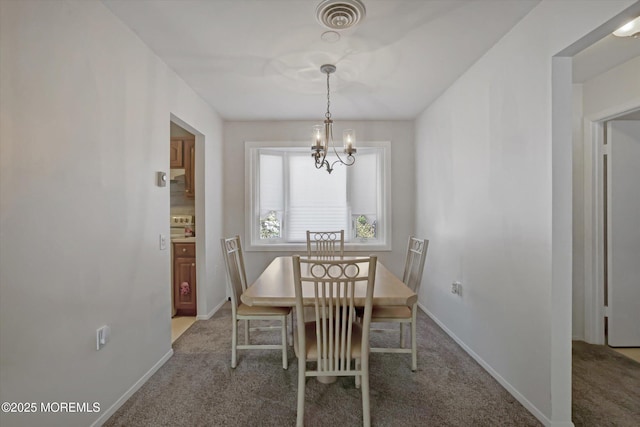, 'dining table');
241,255,416,383
241,255,417,308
